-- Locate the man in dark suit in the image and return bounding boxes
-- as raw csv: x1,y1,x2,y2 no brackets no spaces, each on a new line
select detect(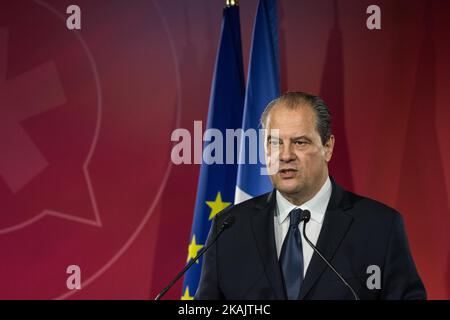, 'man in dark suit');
195,92,426,300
